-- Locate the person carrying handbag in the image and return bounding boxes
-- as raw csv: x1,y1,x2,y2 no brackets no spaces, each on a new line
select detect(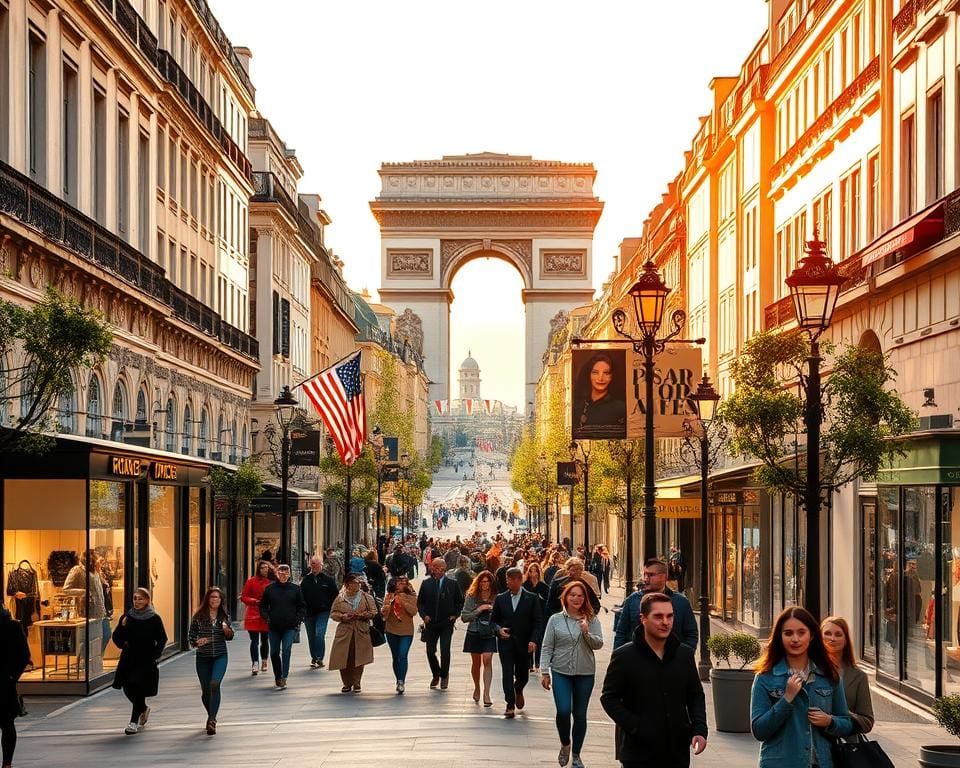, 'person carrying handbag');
461,569,498,707
381,576,418,694
329,573,378,693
